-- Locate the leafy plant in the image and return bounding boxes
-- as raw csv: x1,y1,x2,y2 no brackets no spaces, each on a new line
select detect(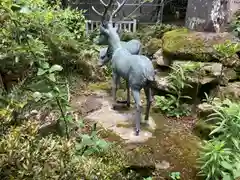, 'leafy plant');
231,10,240,37
202,92,214,104
0,120,126,179
34,62,73,138
143,177,153,180
76,123,110,156
155,95,190,117
214,40,240,59
198,140,235,180
155,64,192,117
0,0,124,179
198,99,240,180
170,171,181,180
